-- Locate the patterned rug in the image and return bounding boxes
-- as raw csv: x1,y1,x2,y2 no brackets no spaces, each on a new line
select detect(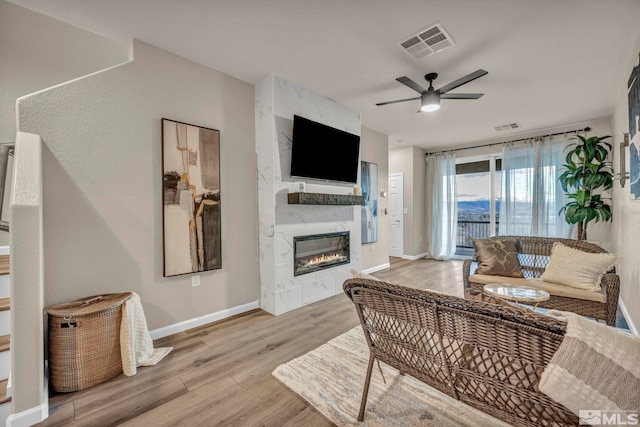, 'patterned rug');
272,326,511,427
